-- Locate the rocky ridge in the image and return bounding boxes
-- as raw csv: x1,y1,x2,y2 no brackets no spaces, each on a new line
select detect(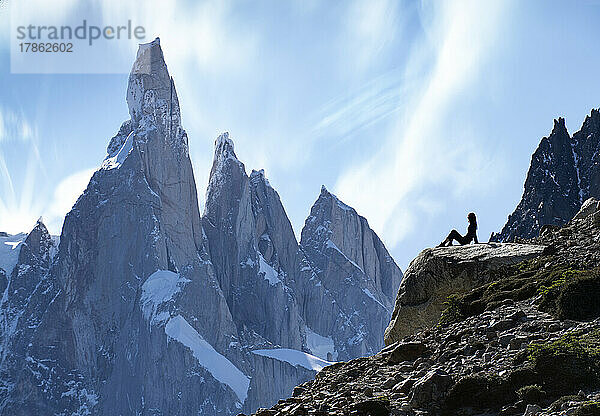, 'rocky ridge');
250,199,600,416
492,110,600,242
